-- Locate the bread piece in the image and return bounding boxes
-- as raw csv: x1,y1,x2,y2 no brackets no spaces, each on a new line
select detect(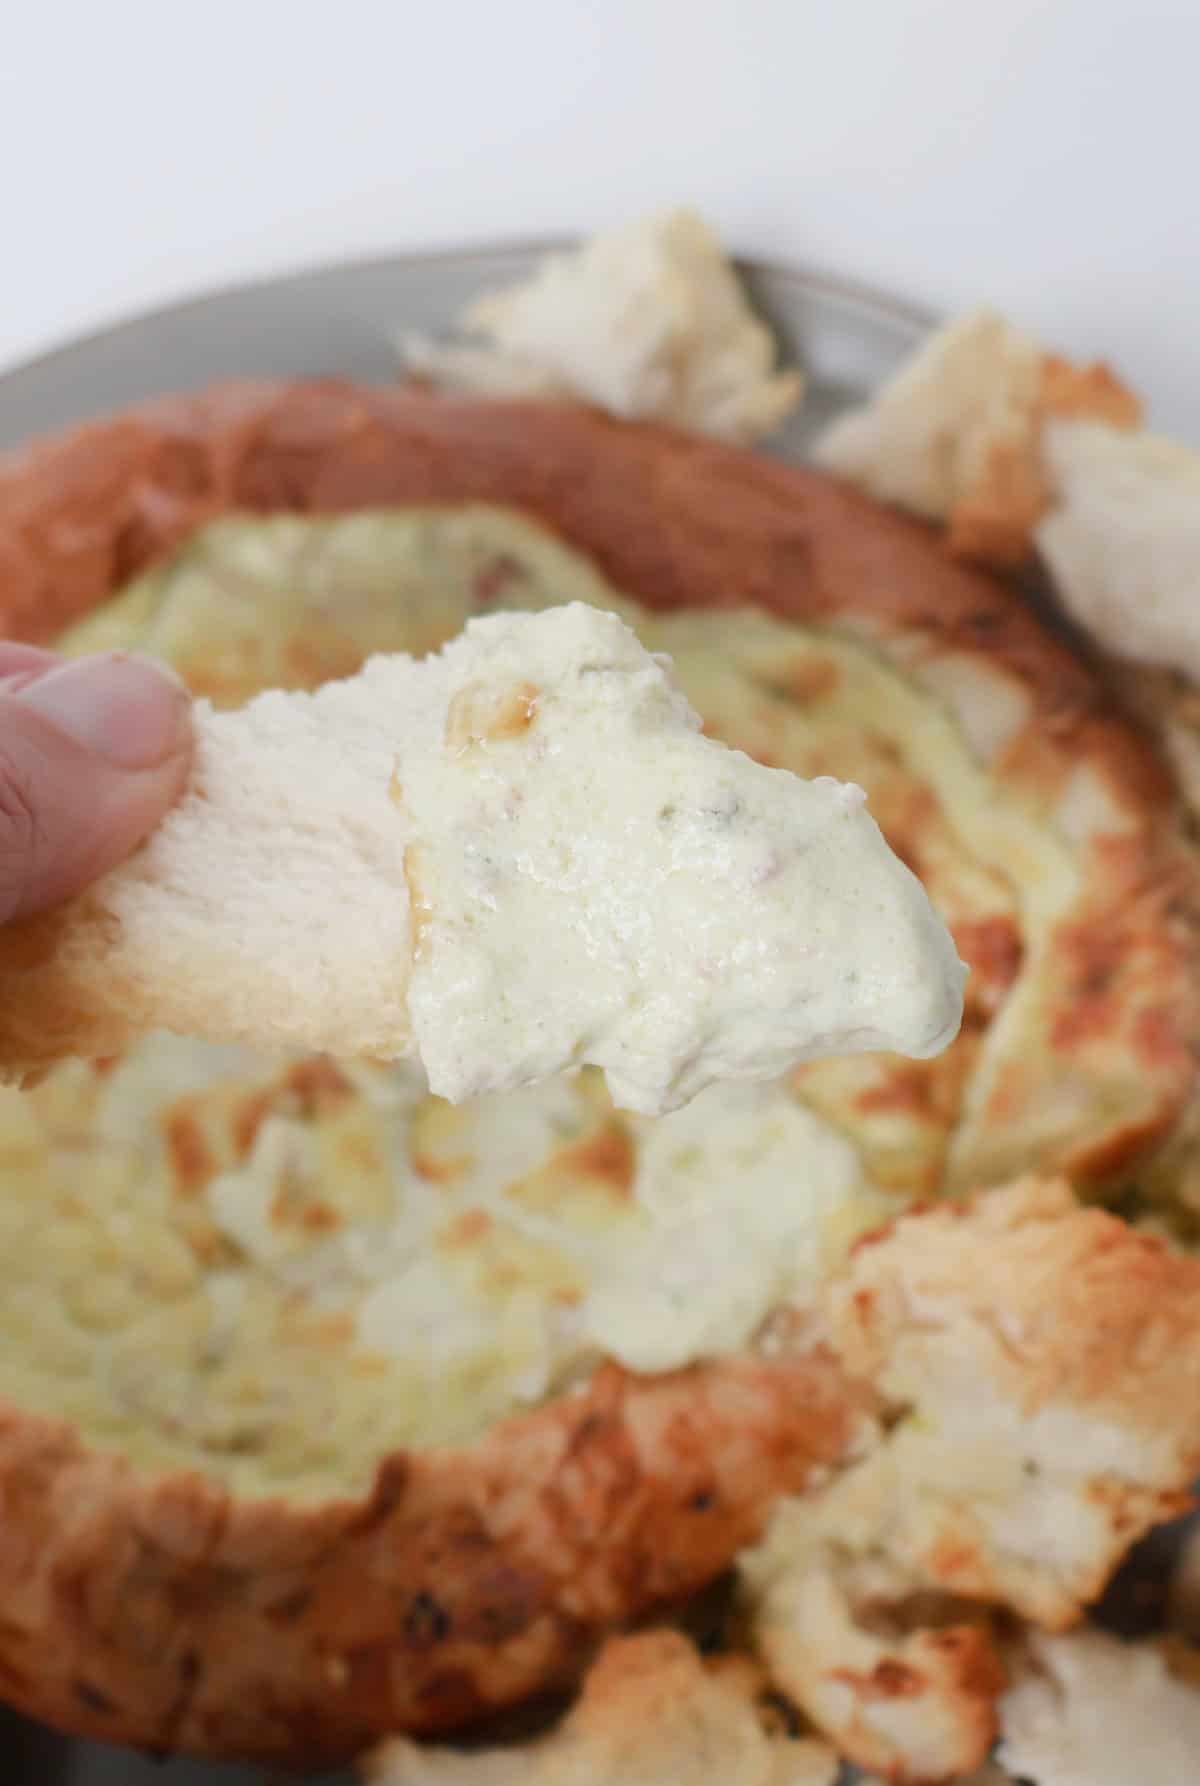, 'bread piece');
0,602,965,1104
998,1627,1200,1786
401,210,804,444
1037,418,1200,683
743,1177,1200,1779
813,309,1140,568
365,1632,841,1786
